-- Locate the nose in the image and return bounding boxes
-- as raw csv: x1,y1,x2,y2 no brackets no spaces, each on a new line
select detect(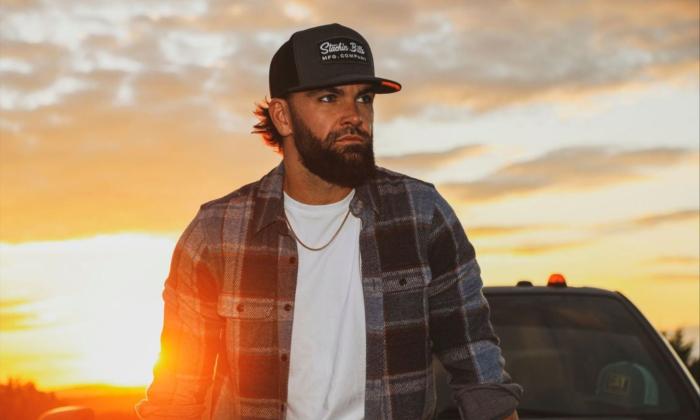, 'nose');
339,99,363,127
